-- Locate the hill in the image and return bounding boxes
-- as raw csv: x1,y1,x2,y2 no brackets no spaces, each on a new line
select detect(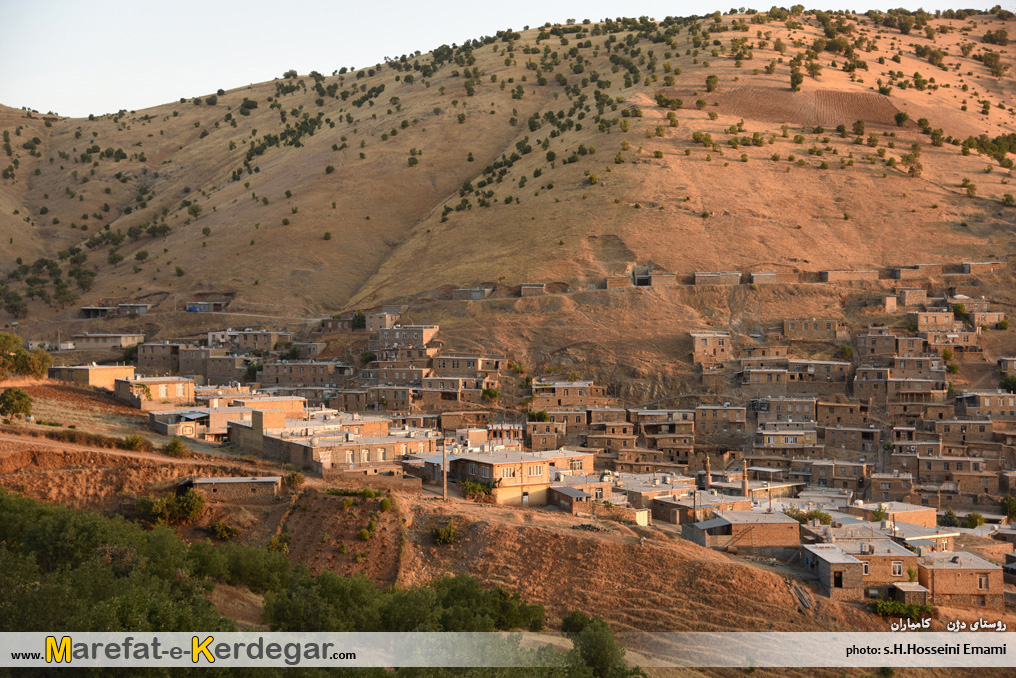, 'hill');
1,8,1014,377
